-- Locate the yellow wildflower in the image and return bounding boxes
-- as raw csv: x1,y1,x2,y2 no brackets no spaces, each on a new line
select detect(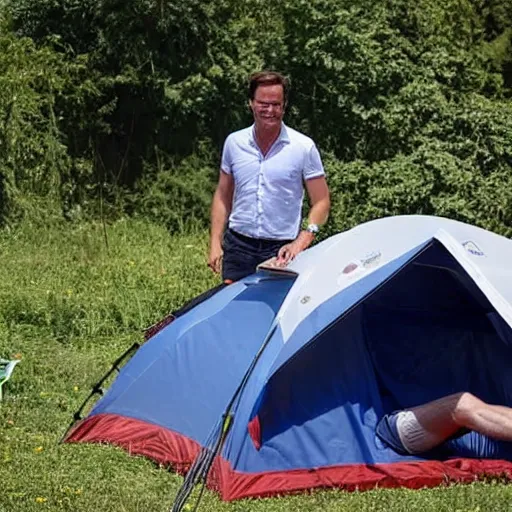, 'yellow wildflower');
34,446,43,453
73,386,79,392
35,497,47,503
